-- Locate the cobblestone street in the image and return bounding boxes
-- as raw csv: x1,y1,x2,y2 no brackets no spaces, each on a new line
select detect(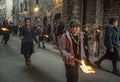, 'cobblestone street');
0,35,120,82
